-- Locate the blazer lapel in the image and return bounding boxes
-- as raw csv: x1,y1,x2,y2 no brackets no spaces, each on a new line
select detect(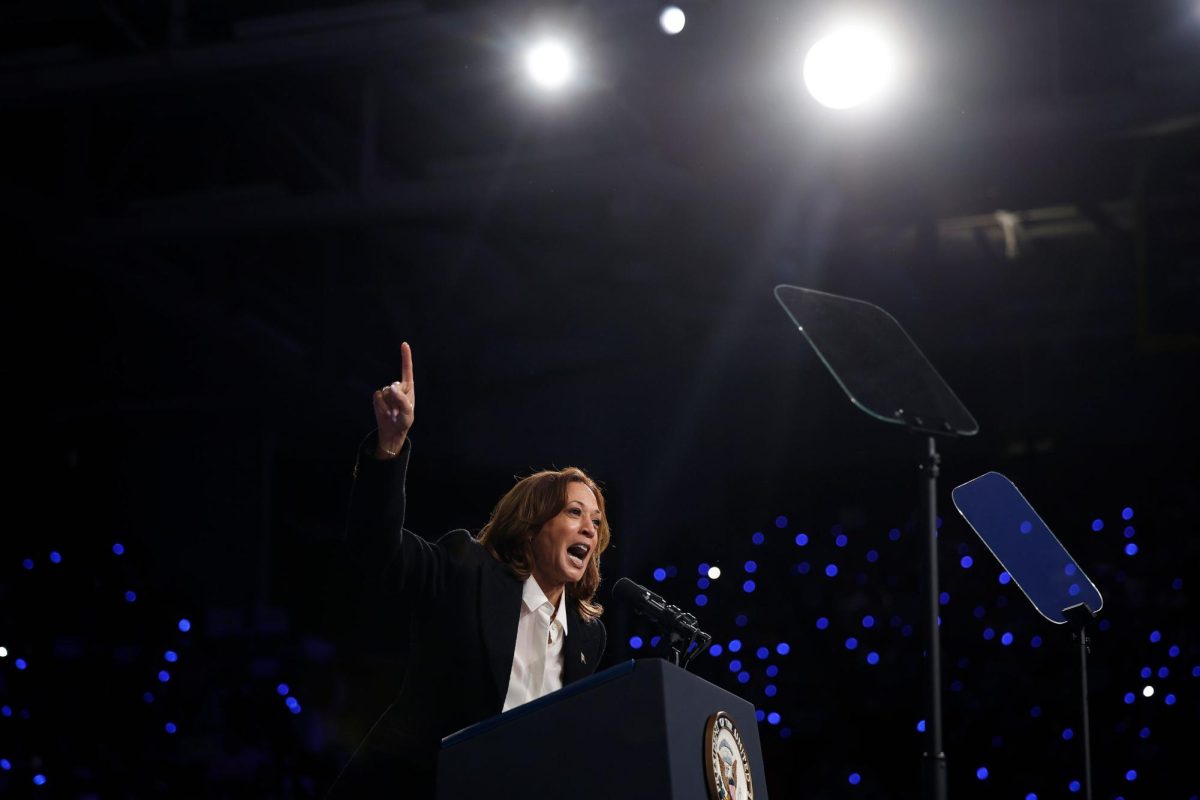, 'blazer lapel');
562,602,598,686
479,561,522,706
